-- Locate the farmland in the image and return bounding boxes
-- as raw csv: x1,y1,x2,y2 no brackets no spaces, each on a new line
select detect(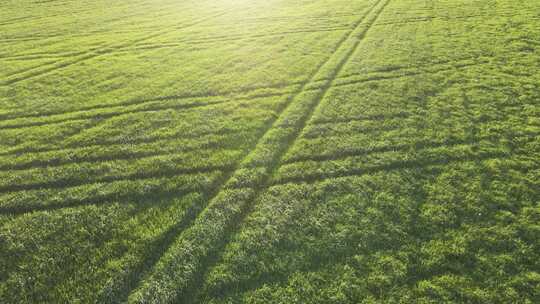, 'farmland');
1,0,539,302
